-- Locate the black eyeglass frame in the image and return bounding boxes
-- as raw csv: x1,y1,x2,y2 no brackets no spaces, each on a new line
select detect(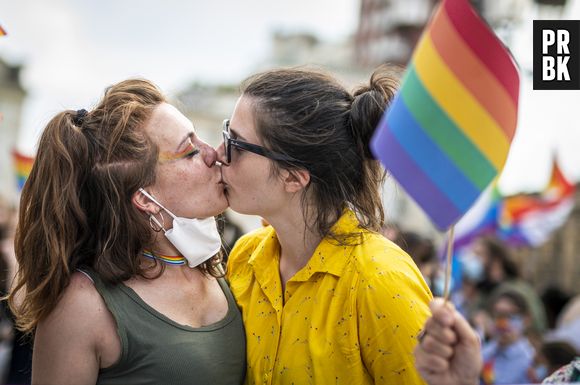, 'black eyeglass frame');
222,119,298,164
